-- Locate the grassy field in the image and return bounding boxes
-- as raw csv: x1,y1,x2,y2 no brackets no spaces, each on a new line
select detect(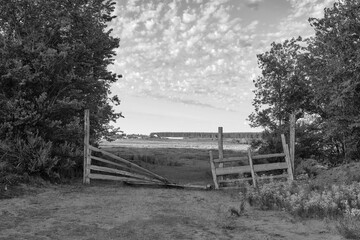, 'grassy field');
101,140,248,185
1,139,359,239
